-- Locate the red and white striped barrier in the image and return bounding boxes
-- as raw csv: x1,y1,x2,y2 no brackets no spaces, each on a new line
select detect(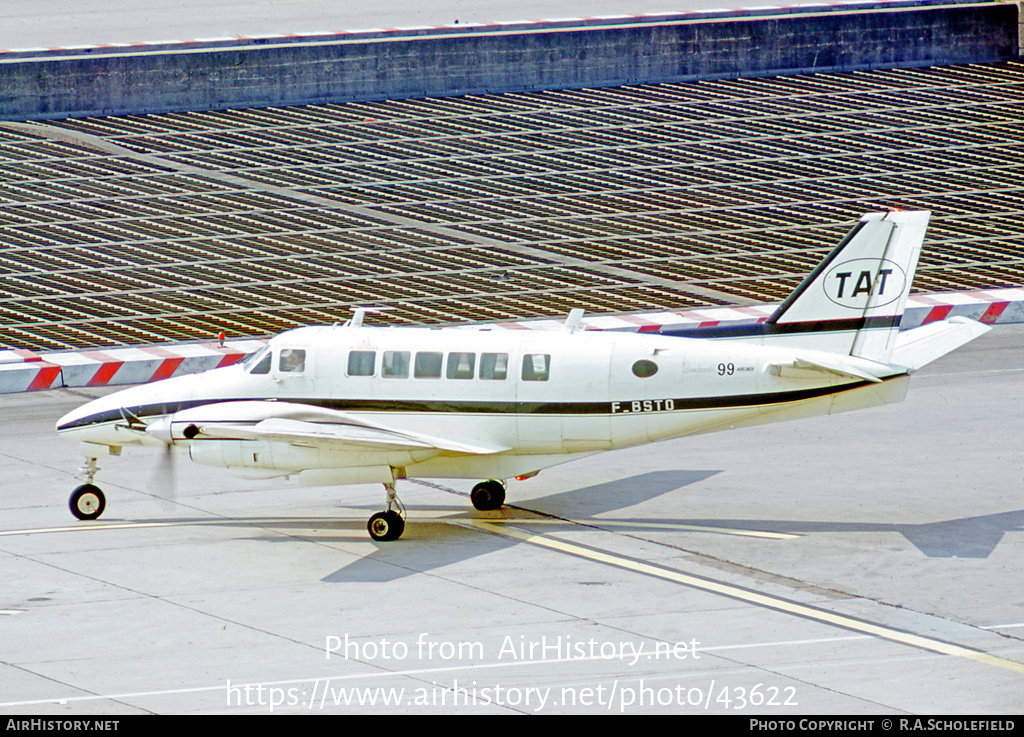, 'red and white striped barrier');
0,340,266,394
1,288,1021,394
485,288,1024,334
